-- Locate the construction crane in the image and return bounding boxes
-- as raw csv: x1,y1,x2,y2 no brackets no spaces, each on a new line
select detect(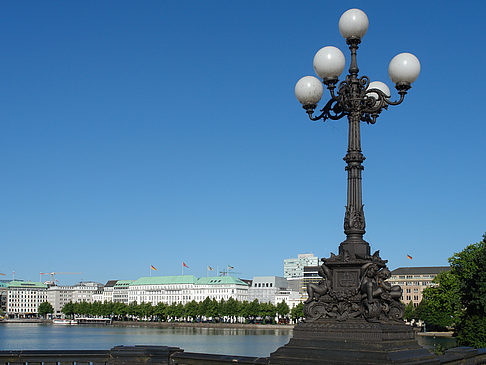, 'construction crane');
40,272,81,285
